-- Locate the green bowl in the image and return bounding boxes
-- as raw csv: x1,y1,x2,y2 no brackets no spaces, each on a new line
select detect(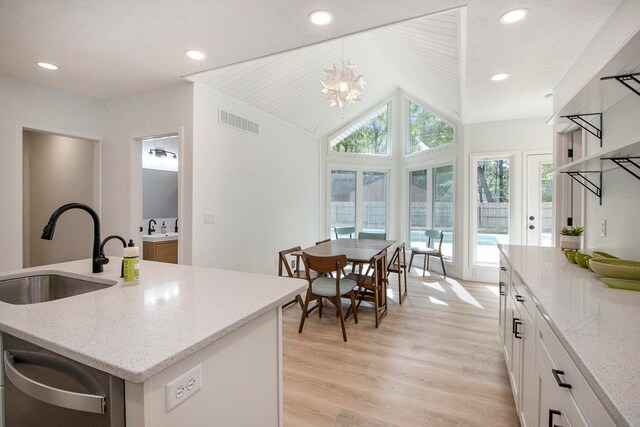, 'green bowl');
592,251,619,259
565,251,578,263
588,259,640,280
575,254,592,268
